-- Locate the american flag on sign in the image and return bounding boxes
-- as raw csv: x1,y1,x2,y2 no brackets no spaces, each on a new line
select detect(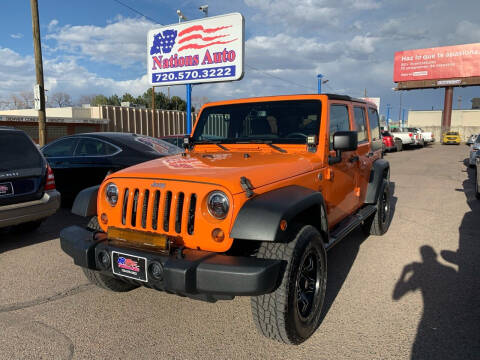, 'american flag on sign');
176,24,236,52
